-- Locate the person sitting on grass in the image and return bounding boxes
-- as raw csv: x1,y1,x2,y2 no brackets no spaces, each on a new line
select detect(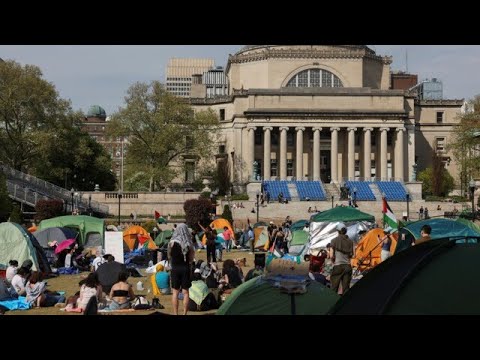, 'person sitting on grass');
152,263,171,296
106,271,135,310
26,271,66,308
187,269,219,312
76,273,103,312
